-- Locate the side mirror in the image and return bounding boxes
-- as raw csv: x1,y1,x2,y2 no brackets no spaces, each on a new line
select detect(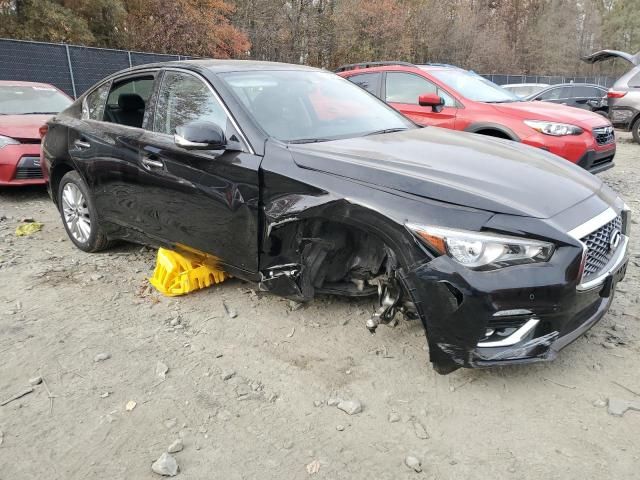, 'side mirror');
418,93,445,112
175,121,226,150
